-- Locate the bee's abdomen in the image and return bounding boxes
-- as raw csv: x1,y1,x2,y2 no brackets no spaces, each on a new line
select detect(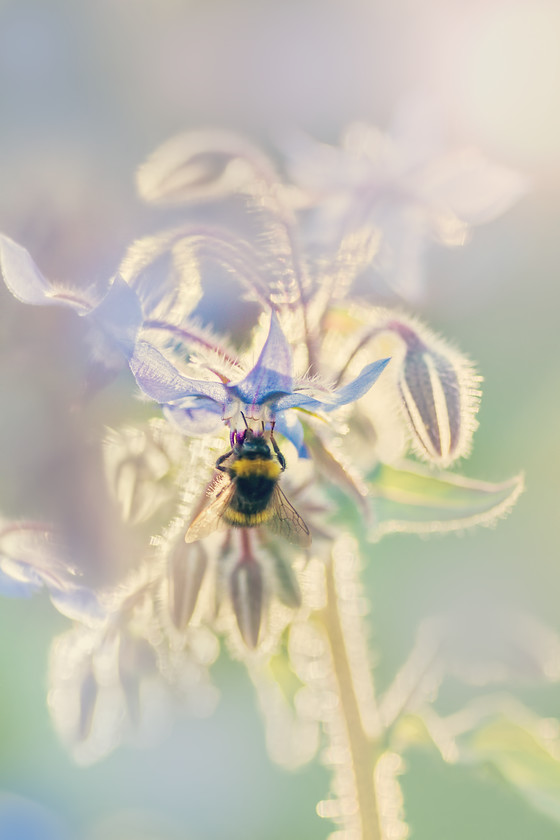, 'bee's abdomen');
224,457,280,527
232,475,275,508
224,483,275,524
